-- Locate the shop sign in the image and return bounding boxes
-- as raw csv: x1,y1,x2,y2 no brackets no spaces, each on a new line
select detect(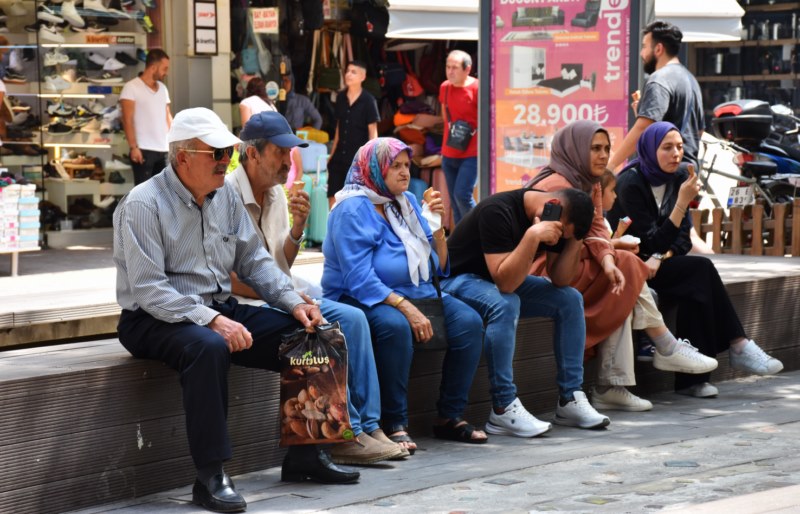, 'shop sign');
489,0,633,193
85,35,135,45
194,0,218,55
251,8,280,34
